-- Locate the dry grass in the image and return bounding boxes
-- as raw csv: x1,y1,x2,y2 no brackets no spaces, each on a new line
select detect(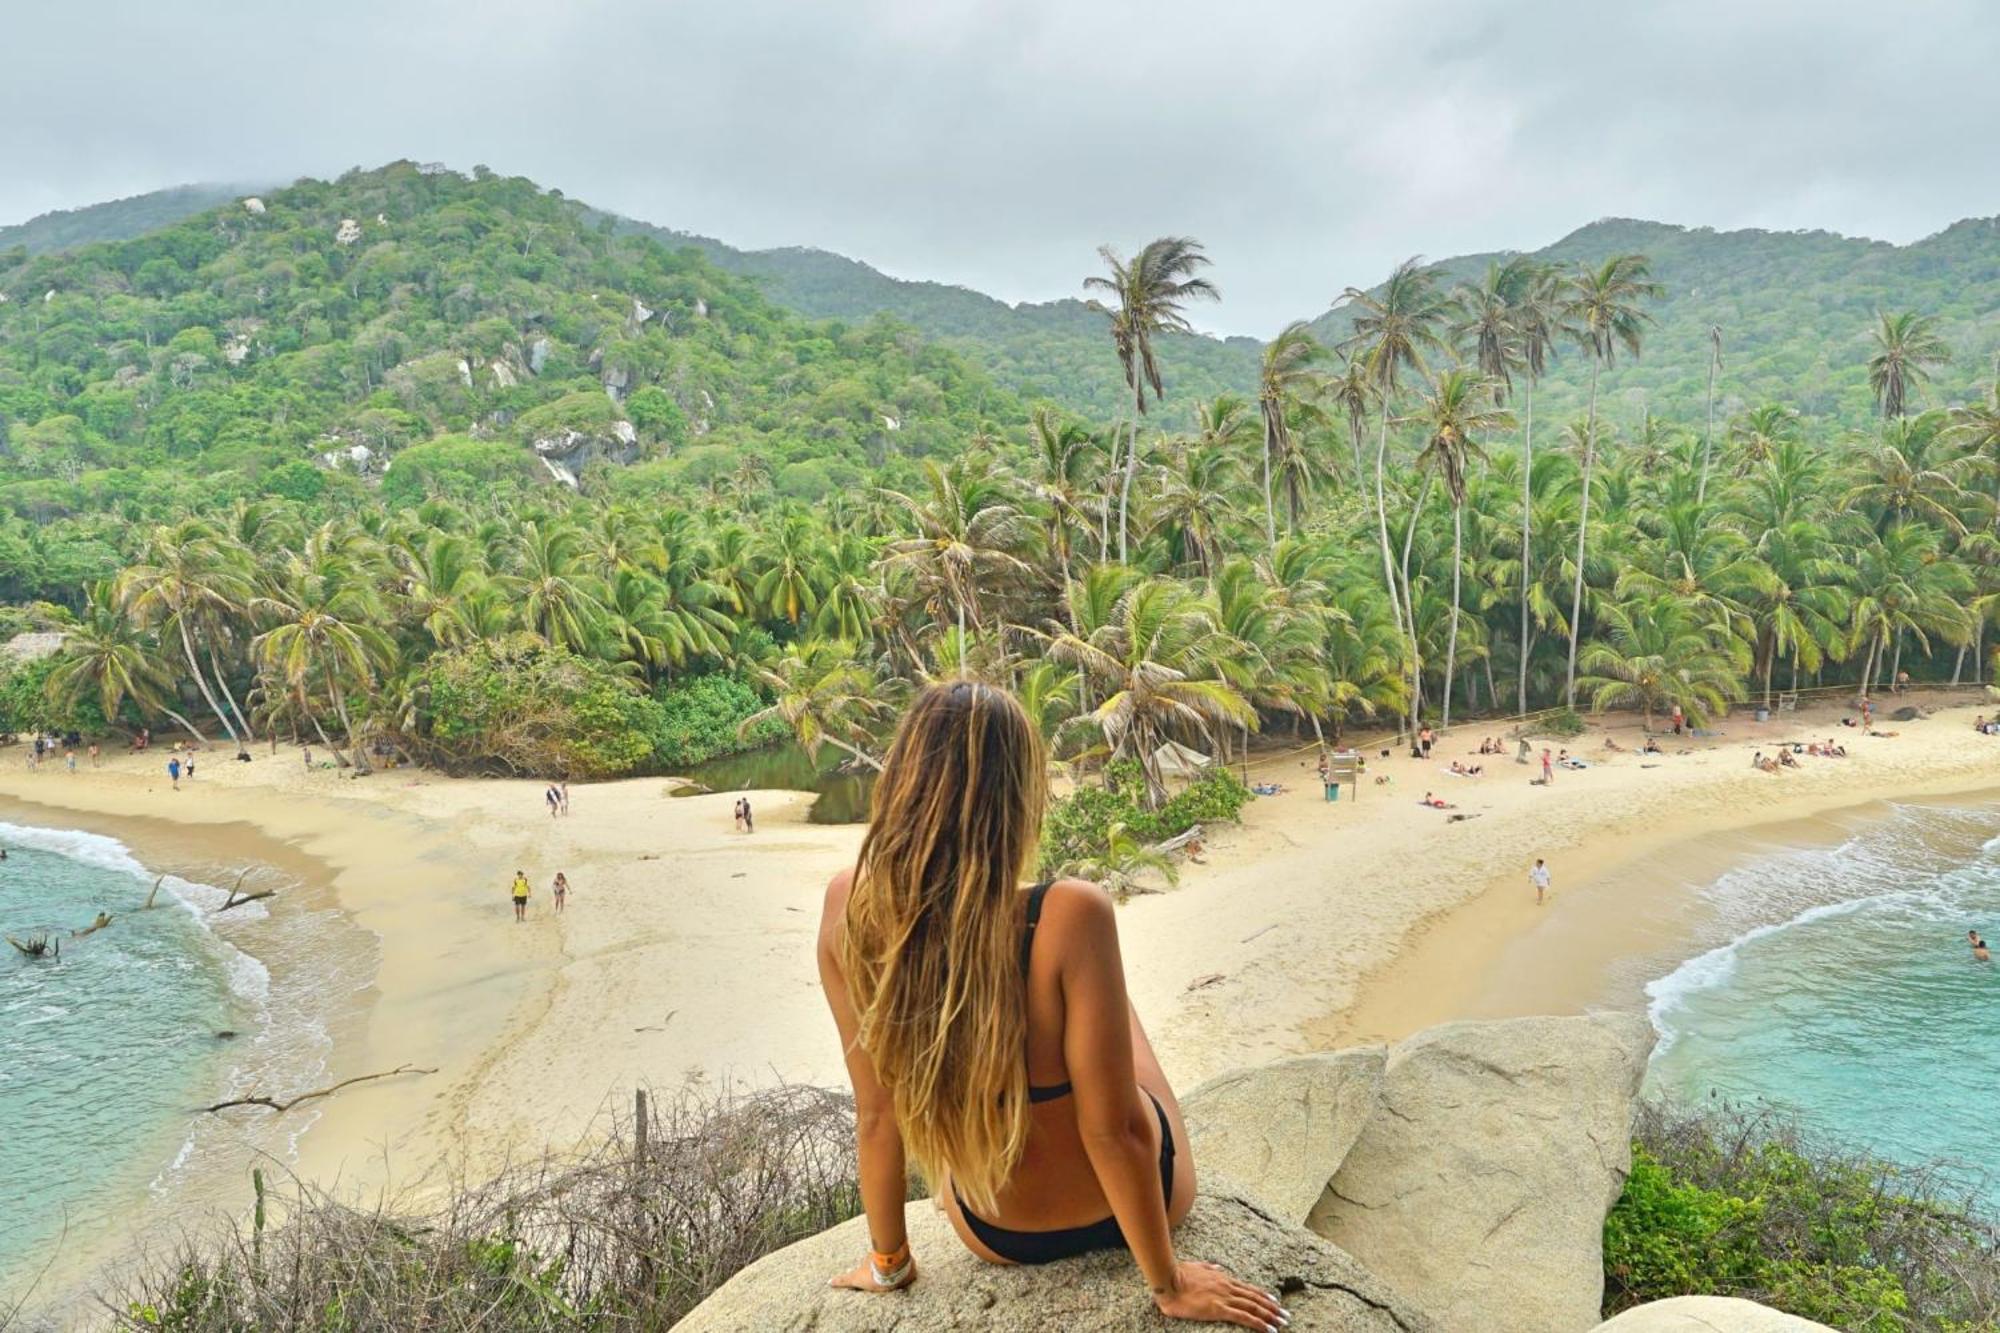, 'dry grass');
95,1084,861,1332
